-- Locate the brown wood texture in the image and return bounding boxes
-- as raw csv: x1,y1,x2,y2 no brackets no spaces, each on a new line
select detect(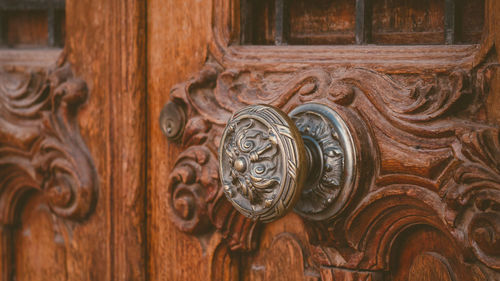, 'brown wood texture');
0,0,147,280
476,0,500,126
15,196,69,281
0,0,498,280
155,0,500,281
0,55,100,280
288,0,356,45
457,0,485,43
147,0,213,280
240,213,320,281
4,11,49,46
2,10,65,47
0,49,60,69
65,0,147,280
161,55,500,280
371,0,445,44
243,0,484,45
